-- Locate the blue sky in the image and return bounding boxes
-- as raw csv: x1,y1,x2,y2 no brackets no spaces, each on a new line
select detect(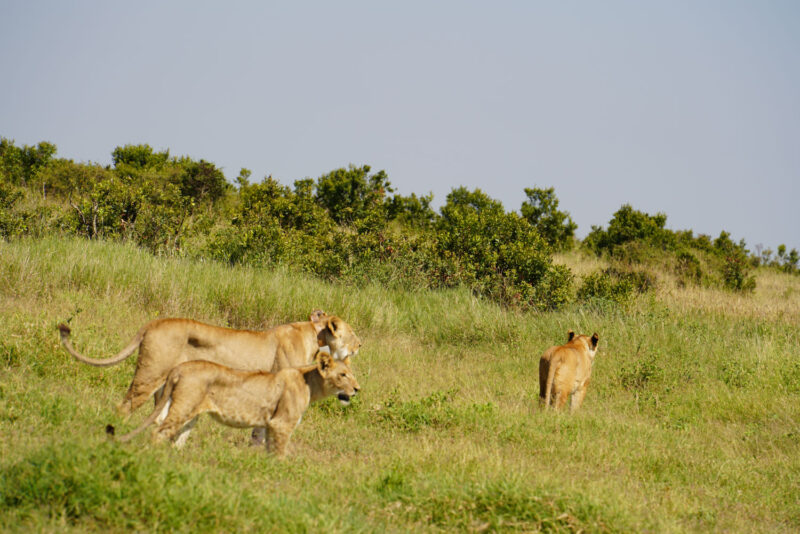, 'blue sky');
2,1,798,252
